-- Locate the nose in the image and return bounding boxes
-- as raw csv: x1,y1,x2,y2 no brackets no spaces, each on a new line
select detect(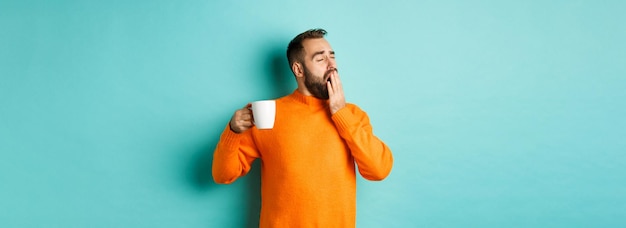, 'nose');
327,56,336,70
